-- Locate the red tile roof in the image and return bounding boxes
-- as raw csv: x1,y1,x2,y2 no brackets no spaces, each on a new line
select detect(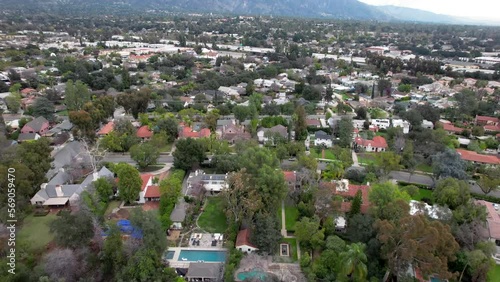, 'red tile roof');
144,185,161,198
283,171,296,183
97,121,114,135
354,136,387,149
21,88,36,95
476,200,500,240
140,174,152,191
136,125,153,138
476,115,499,124
180,126,211,138
484,125,500,132
321,182,371,214
236,229,257,248
456,149,500,165
441,123,464,134
306,119,320,126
